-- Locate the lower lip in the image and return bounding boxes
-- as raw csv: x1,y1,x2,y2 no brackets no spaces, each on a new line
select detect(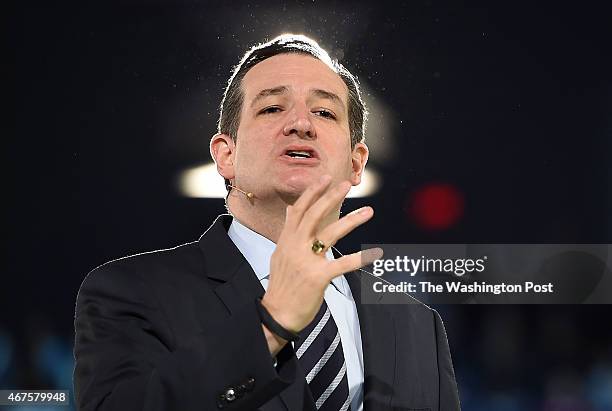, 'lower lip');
279,155,320,165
